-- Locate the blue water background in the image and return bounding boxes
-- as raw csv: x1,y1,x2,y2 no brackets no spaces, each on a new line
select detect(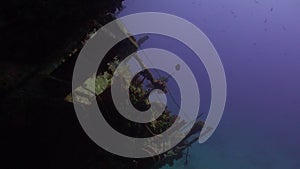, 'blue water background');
118,0,300,168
